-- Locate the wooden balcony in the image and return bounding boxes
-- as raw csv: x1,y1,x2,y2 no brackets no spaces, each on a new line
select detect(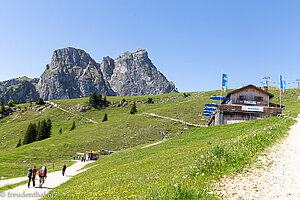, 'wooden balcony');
218,104,282,114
